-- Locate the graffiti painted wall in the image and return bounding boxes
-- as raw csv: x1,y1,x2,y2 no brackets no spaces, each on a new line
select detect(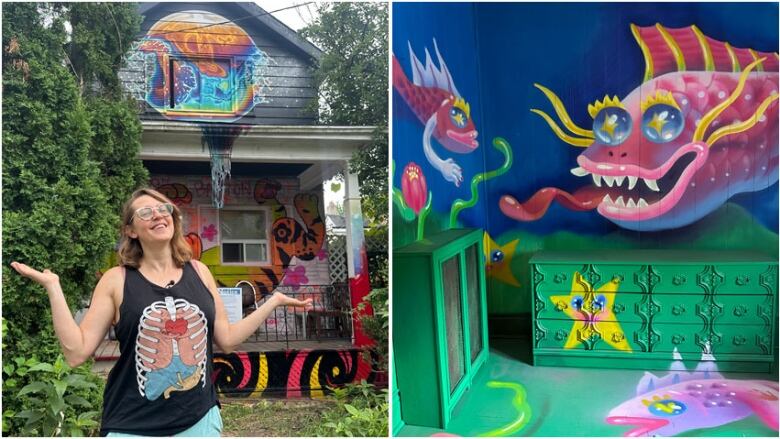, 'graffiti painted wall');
392,3,779,315
149,175,329,298
213,348,378,398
